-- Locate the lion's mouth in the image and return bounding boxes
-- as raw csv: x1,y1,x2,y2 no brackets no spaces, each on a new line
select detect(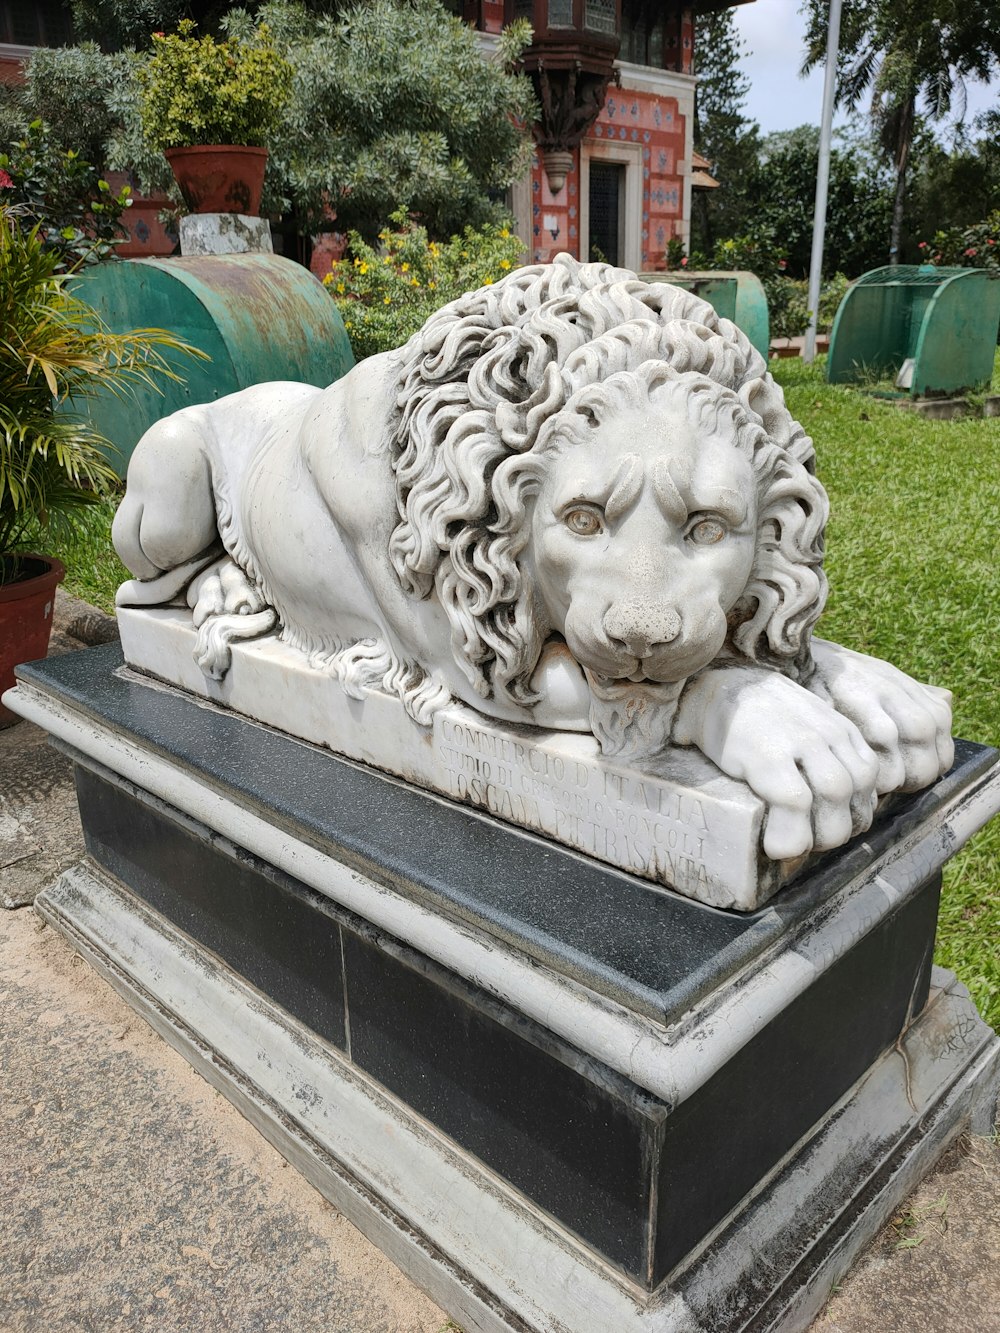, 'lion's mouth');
593,669,656,687
584,668,686,703
582,668,686,761
588,662,692,689
579,638,723,688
